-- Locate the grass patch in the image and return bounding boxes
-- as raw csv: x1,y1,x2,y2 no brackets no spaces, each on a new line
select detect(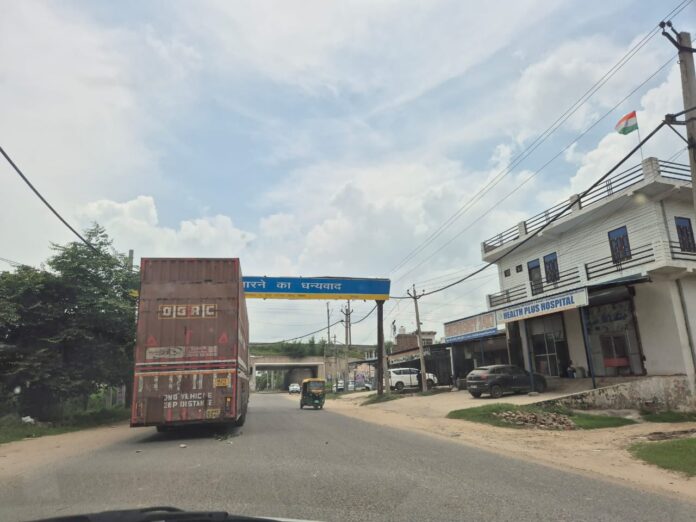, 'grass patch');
415,388,451,397
629,438,696,476
446,403,525,428
361,393,404,406
570,412,637,429
641,411,696,423
446,403,637,430
0,407,130,445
